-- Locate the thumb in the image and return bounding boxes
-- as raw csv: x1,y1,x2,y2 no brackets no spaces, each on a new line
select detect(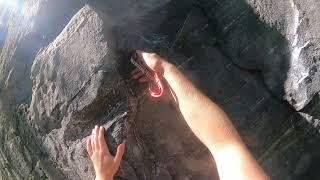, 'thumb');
136,50,159,71
114,143,125,167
